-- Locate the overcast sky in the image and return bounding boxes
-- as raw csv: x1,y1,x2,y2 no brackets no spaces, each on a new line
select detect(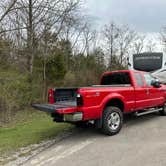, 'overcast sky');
85,0,166,33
